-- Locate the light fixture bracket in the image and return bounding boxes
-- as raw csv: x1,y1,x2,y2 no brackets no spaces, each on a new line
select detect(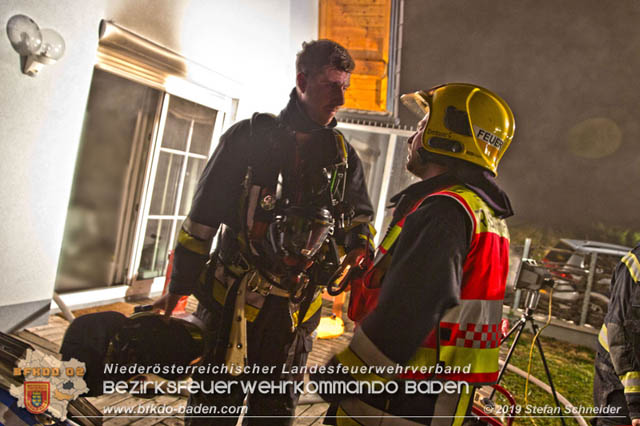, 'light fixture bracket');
6,14,65,77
